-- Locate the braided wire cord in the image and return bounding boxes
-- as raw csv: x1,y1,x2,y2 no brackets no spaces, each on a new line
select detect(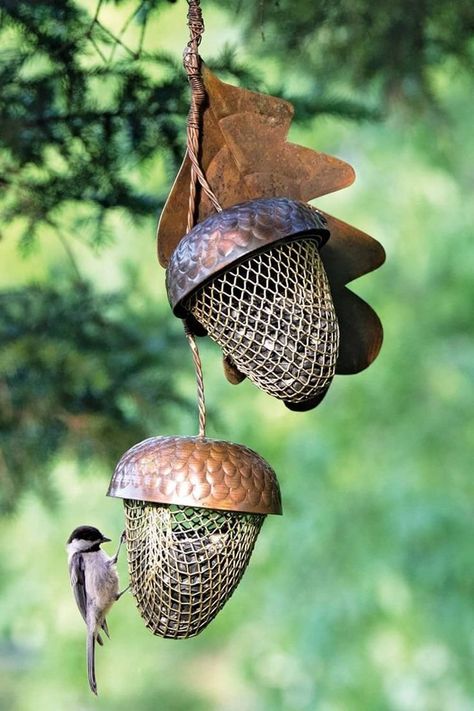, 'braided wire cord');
184,322,207,437
182,0,224,435
184,0,221,232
